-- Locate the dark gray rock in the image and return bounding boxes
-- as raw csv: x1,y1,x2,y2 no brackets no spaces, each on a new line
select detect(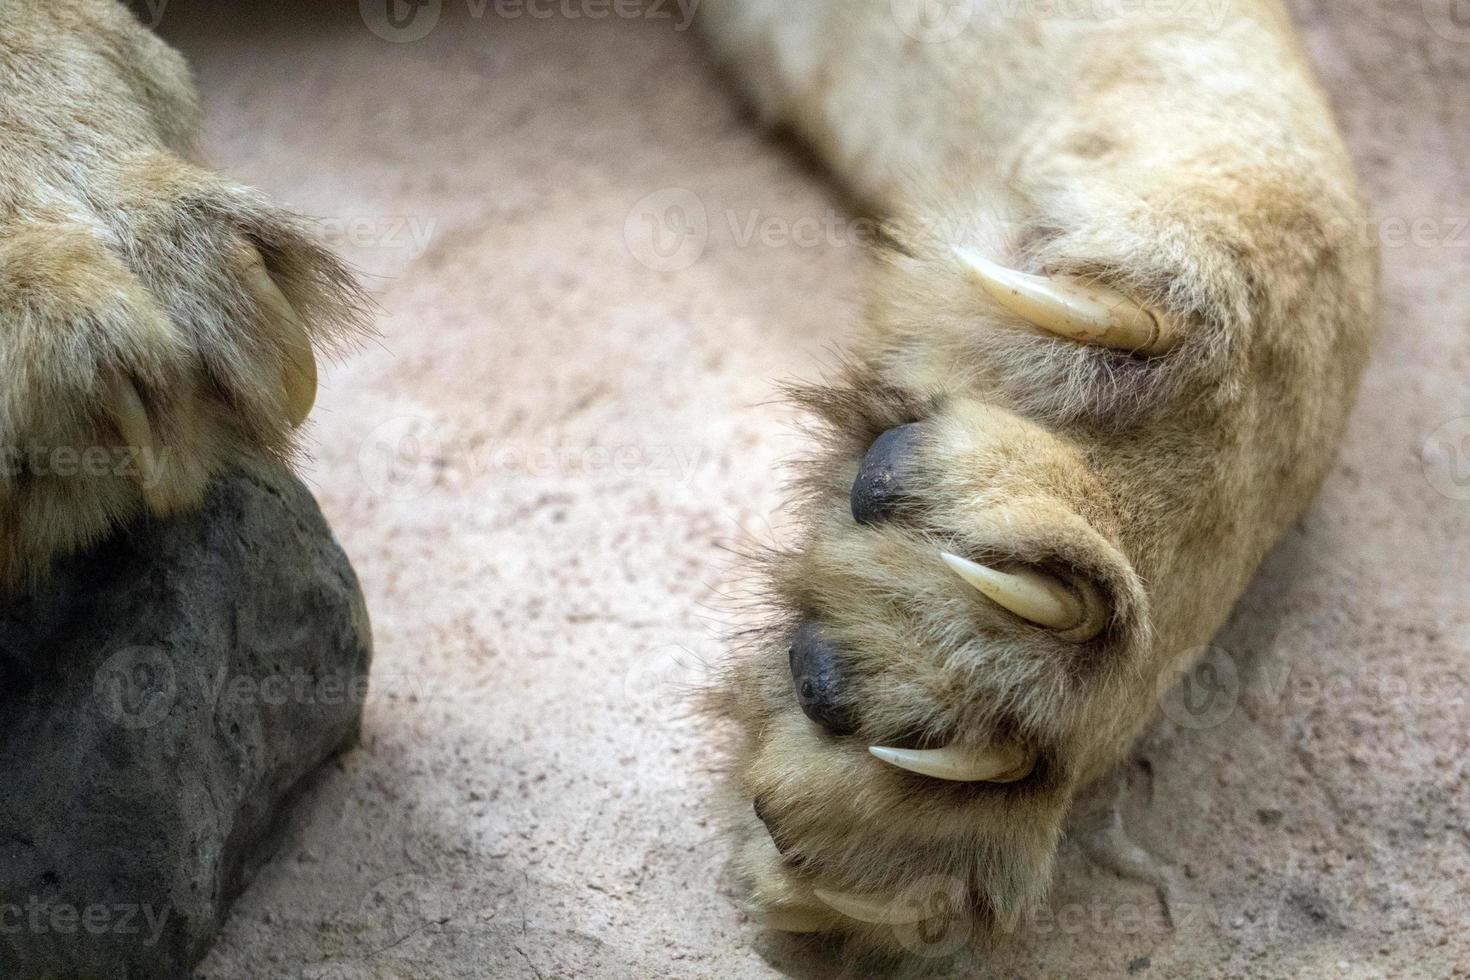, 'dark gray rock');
0,470,372,980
